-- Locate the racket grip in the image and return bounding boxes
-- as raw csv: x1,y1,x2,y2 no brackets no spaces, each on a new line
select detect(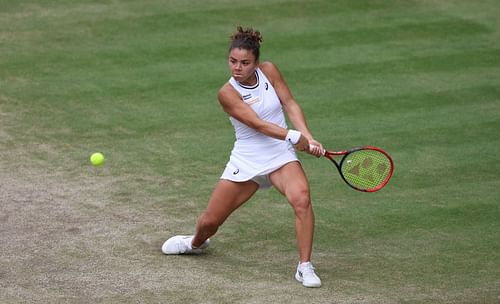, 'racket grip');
309,144,326,155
